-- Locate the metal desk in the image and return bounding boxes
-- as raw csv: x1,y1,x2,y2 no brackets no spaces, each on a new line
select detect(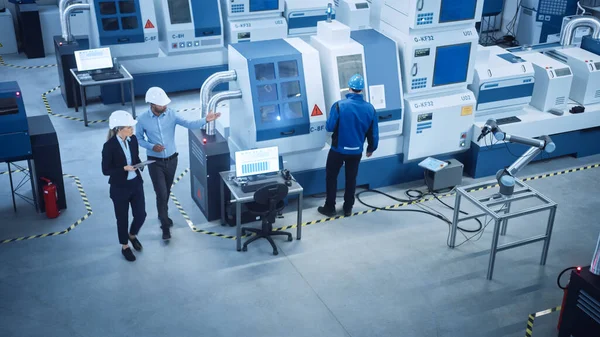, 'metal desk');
449,179,557,280
70,65,135,127
219,171,303,251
